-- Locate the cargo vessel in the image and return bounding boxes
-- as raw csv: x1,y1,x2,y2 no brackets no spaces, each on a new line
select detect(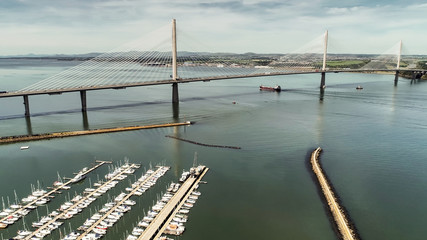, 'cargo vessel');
259,85,281,92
